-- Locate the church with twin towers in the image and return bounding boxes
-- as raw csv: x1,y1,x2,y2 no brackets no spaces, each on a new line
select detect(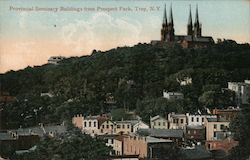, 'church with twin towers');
151,4,214,48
